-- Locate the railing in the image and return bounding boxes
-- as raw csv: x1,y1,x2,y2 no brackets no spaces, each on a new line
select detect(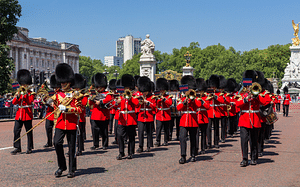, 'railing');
0,106,17,120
